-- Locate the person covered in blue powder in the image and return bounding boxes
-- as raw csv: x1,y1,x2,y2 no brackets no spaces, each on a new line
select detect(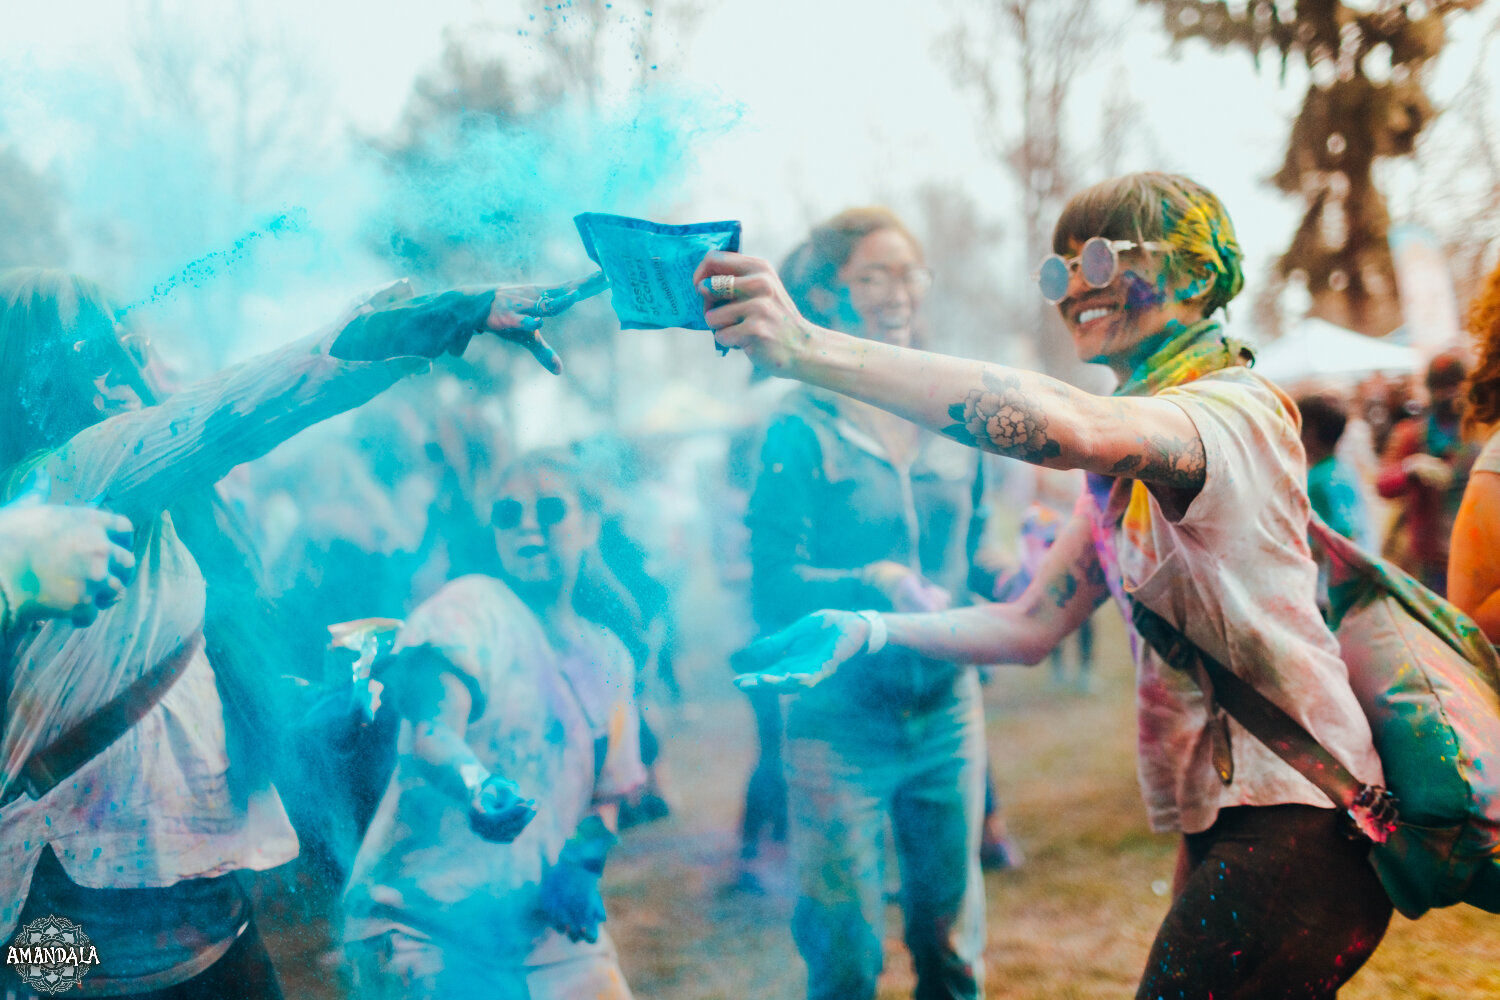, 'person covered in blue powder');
702,173,1393,999
735,207,991,999
343,449,644,1000
0,267,596,1000
1296,391,1375,550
